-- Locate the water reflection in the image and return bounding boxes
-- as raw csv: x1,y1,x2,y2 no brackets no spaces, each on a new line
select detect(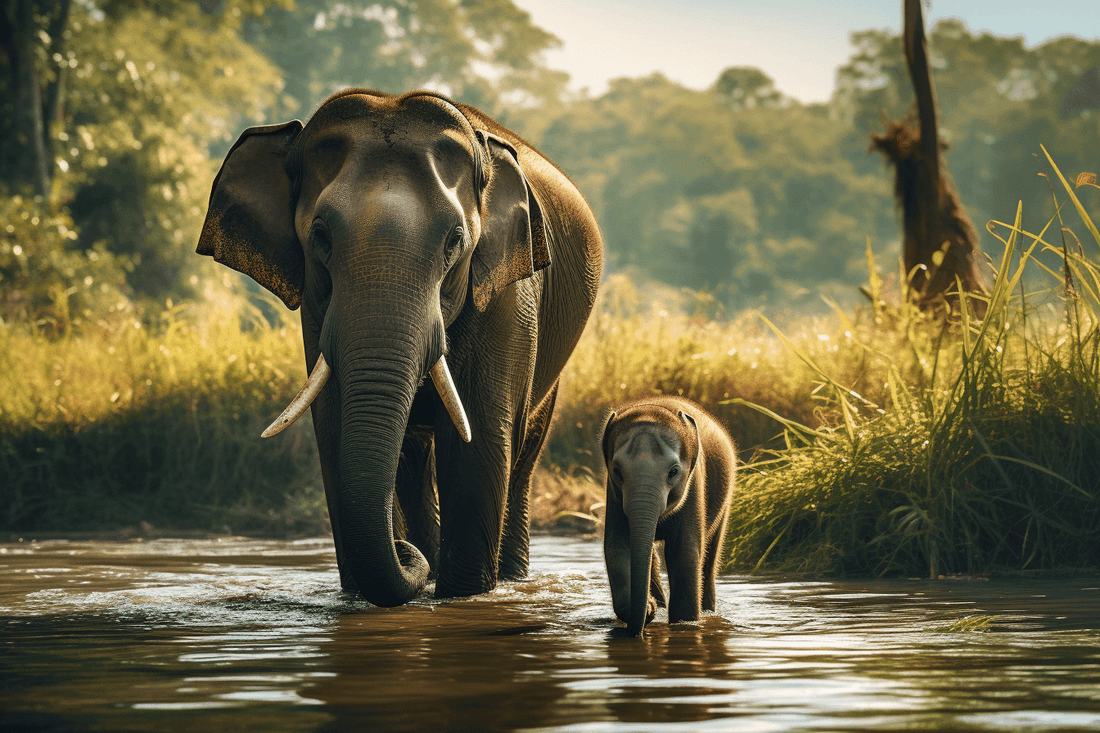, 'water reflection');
1,536,1099,732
